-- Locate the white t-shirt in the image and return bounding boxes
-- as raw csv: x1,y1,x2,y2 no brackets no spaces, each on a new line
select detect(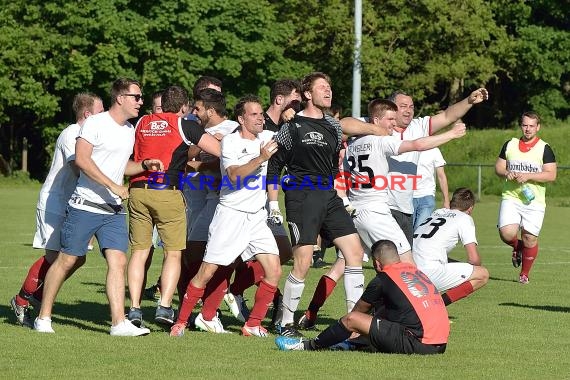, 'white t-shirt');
346,134,402,211
413,148,446,198
37,123,81,215
71,112,135,213
387,116,431,214
219,129,274,212
412,208,478,267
